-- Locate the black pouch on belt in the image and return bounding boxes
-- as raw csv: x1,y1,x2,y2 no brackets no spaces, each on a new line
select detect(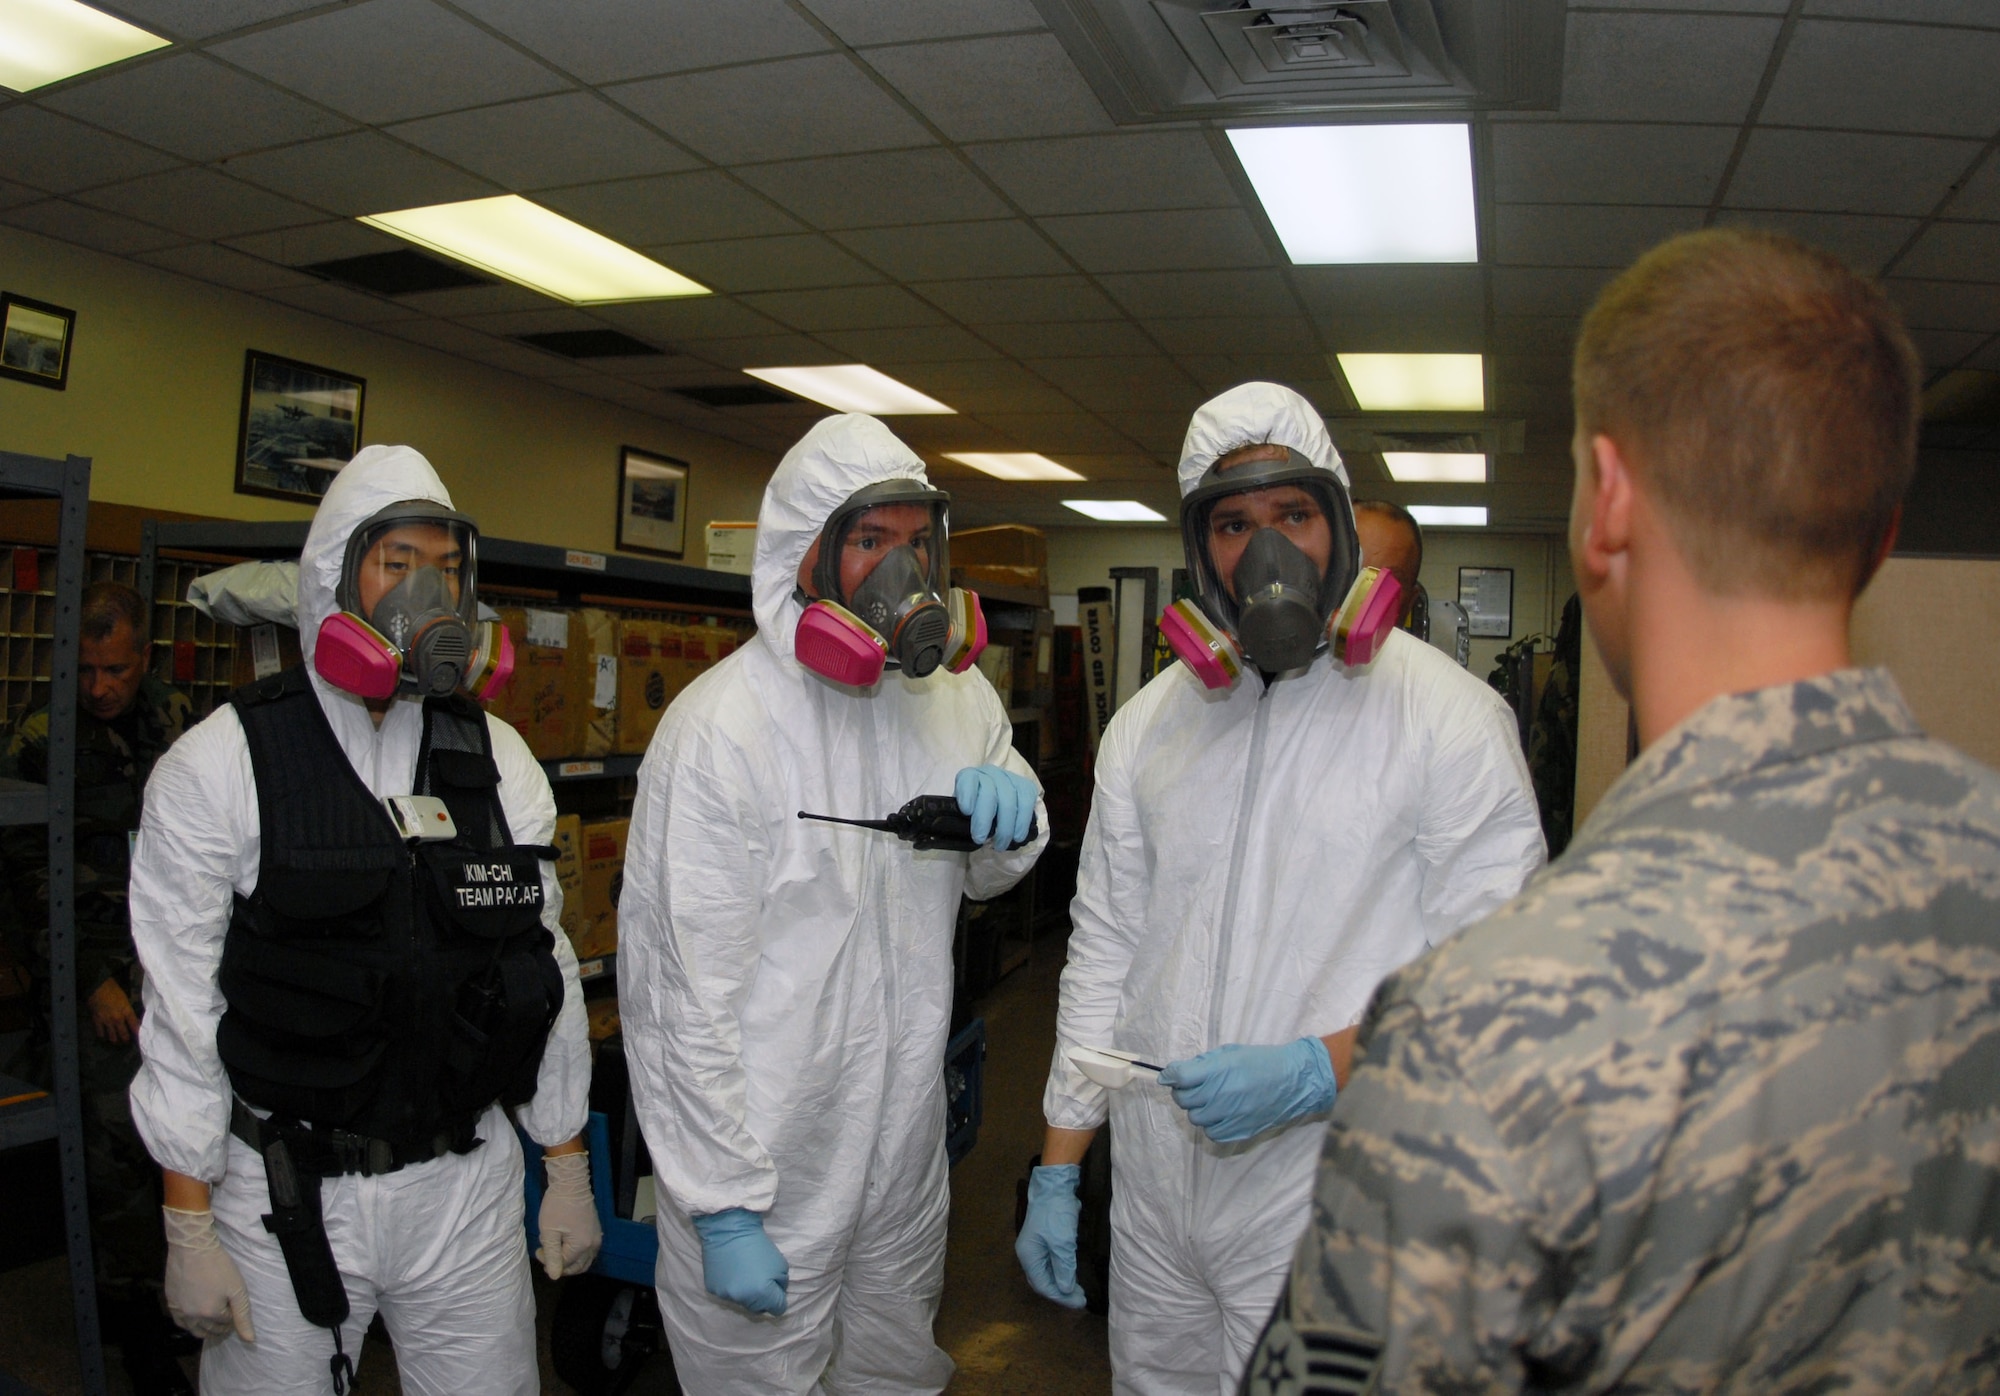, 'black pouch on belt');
260,1134,361,1395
